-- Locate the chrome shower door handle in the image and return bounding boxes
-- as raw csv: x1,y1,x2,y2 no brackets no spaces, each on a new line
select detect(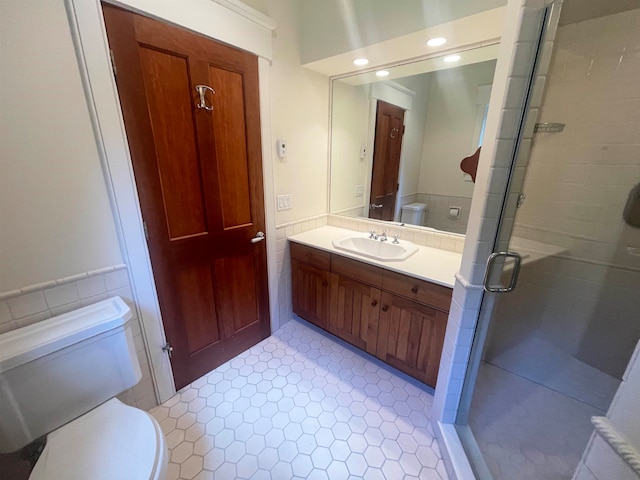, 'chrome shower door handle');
483,251,522,293
195,85,215,111
251,232,265,243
